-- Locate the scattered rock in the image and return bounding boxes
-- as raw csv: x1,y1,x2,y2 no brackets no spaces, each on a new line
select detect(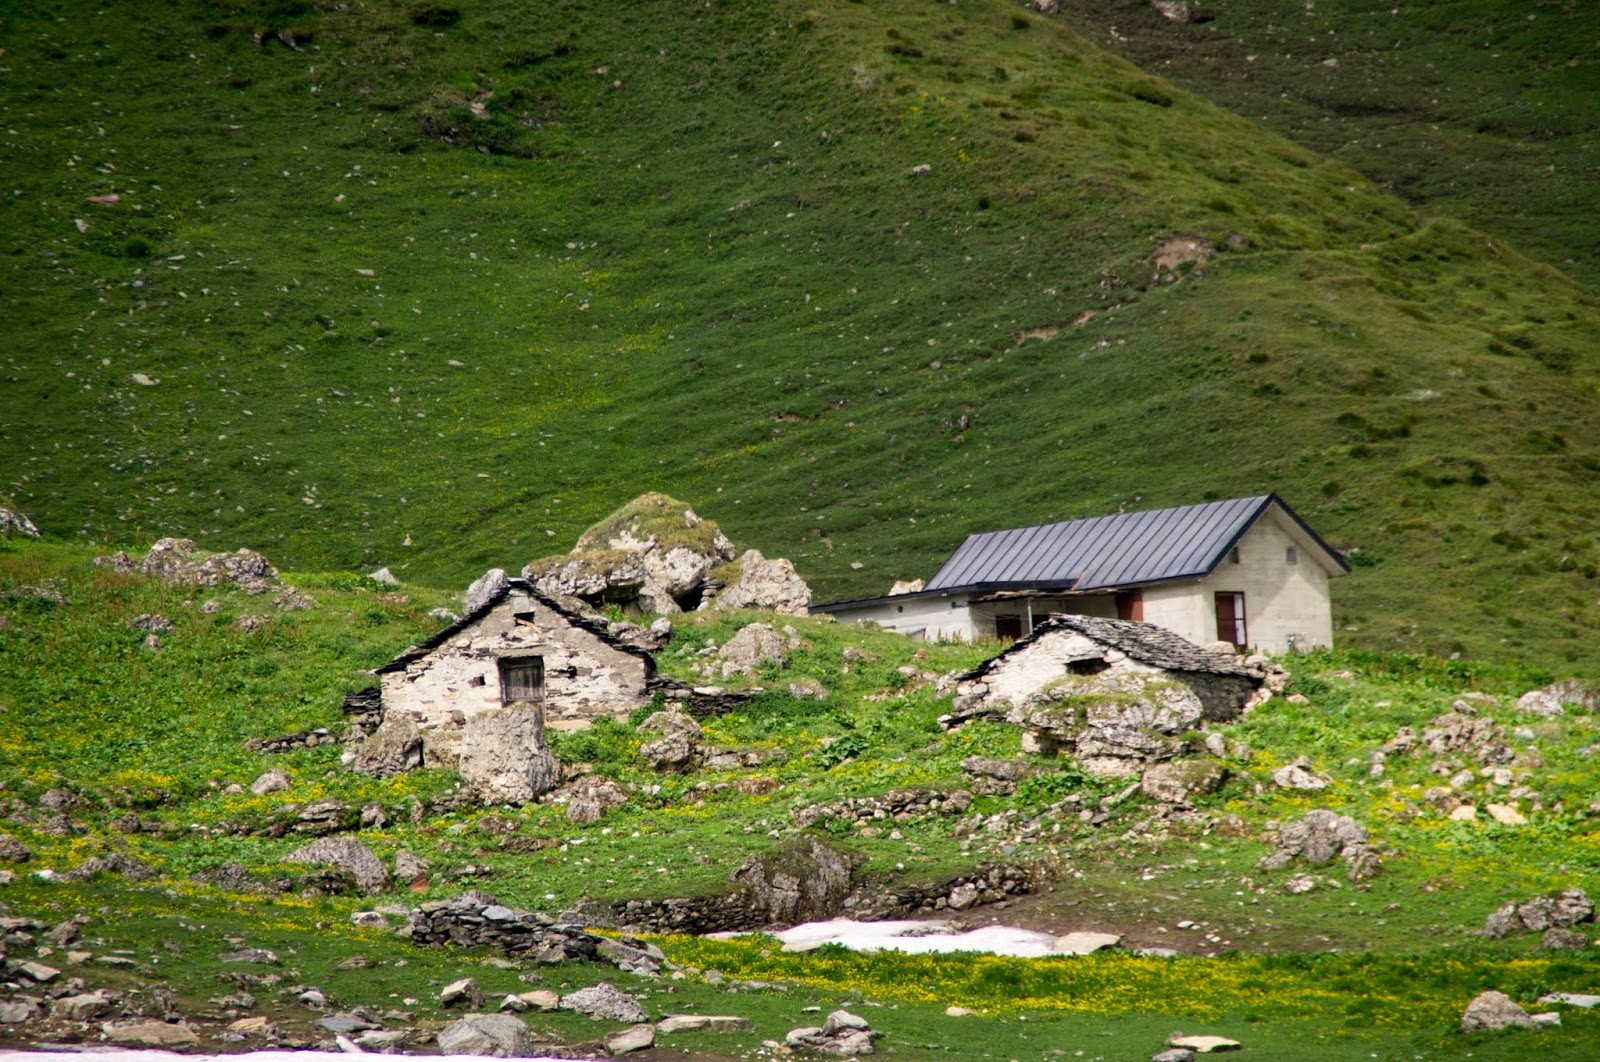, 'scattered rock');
709,549,812,615
285,836,389,894
14,960,59,982
1461,990,1537,1032
638,709,706,772
1153,1050,1196,1062
1539,992,1600,1008
0,1000,38,1024
108,537,280,594
131,613,173,633
0,834,33,863
436,1013,533,1056
717,621,798,675
561,981,647,1023
1271,758,1330,791
318,1012,381,1035
440,977,483,1008
1258,809,1380,882
786,1010,876,1056
369,567,399,585
219,947,279,964
1167,1034,1240,1053
458,705,560,806
1541,927,1589,950
889,579,925,596
1141,759,1227,804
52,992,111,1020
351,713,425,777
1484,889,1593,938
1486,803,1526,825
102,1019,202,1046
605,1023,656,1054
657,1014,756,1033
0,505,41,539
251,769,291,796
